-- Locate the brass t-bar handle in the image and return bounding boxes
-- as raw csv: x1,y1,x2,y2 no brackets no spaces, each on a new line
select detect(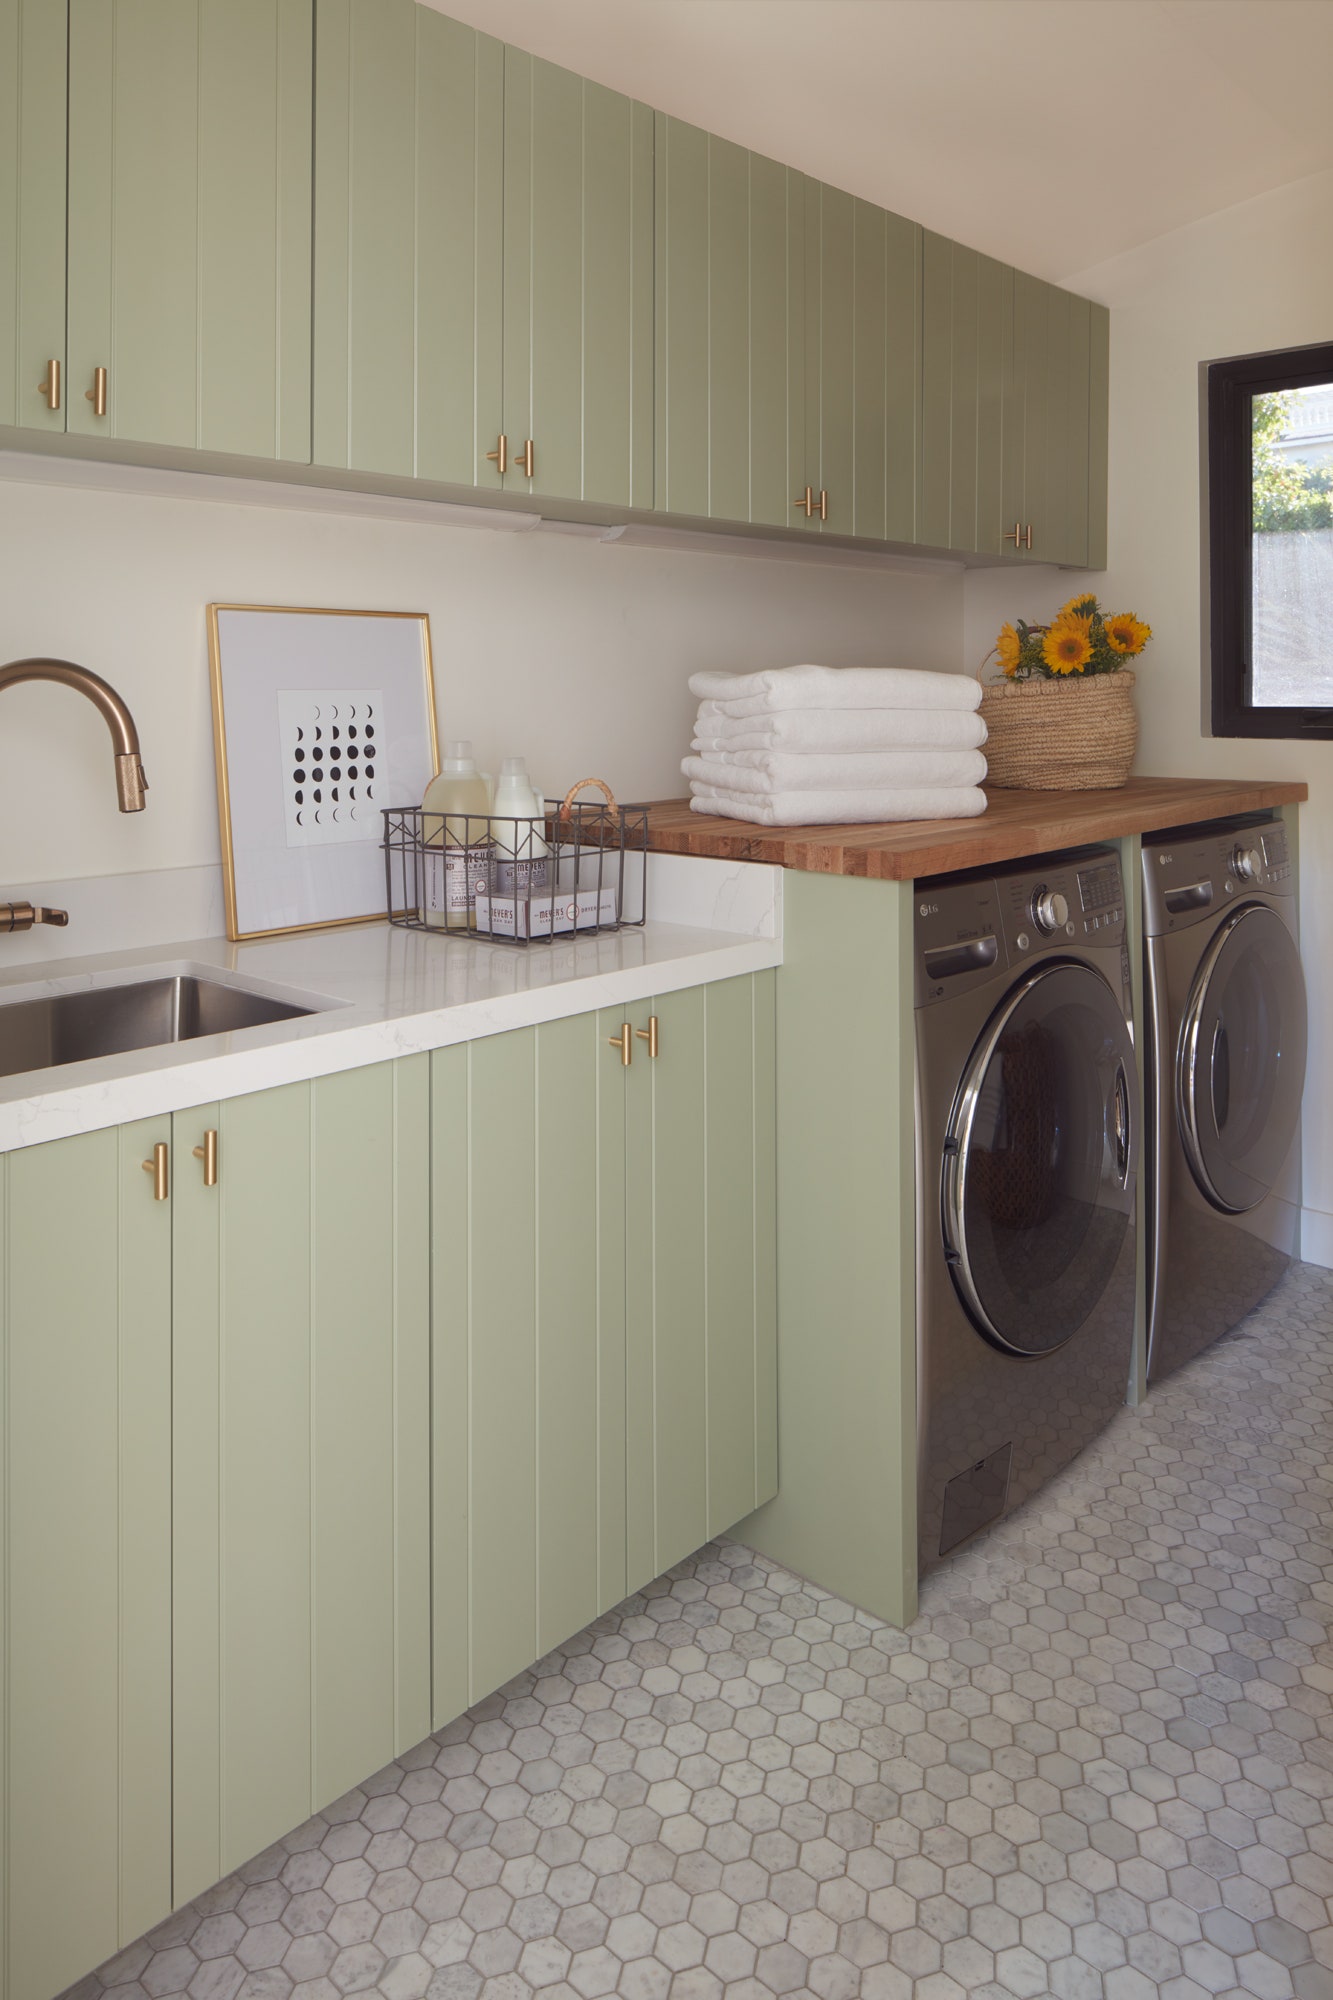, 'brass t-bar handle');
635,1016,659,1059
141,1142,169,1201
193,1129,219,1187
608,1024,632,1066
